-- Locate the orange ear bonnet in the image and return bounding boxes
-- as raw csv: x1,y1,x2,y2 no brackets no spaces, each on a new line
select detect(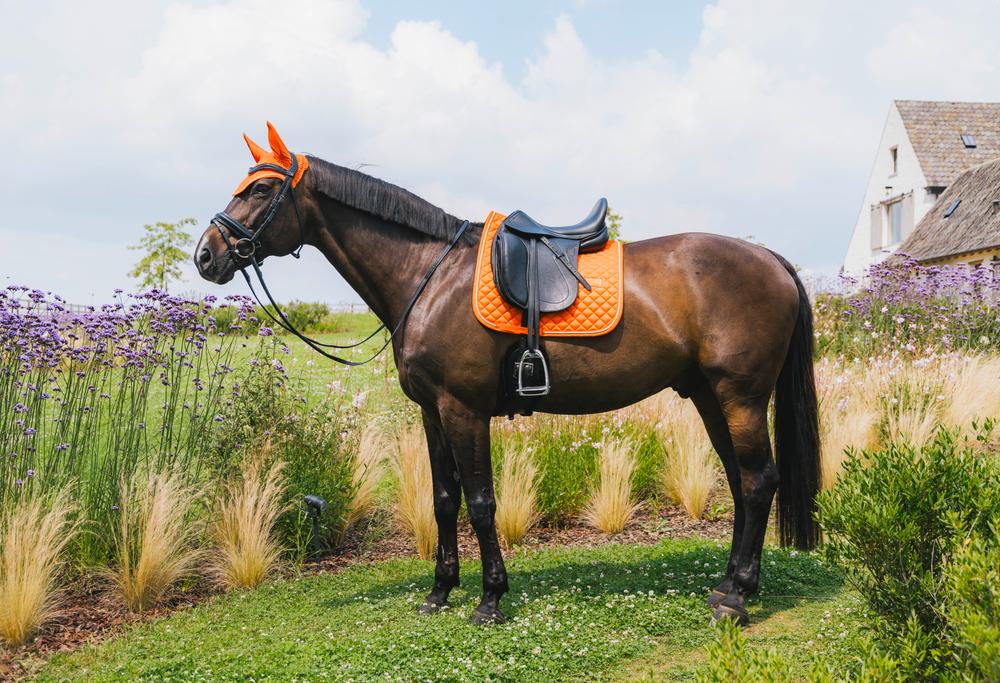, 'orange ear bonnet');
232,121,309,195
